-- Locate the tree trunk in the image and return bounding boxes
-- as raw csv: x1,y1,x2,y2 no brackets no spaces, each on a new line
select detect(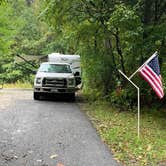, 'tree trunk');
114,28,126,74
143,0,152,25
